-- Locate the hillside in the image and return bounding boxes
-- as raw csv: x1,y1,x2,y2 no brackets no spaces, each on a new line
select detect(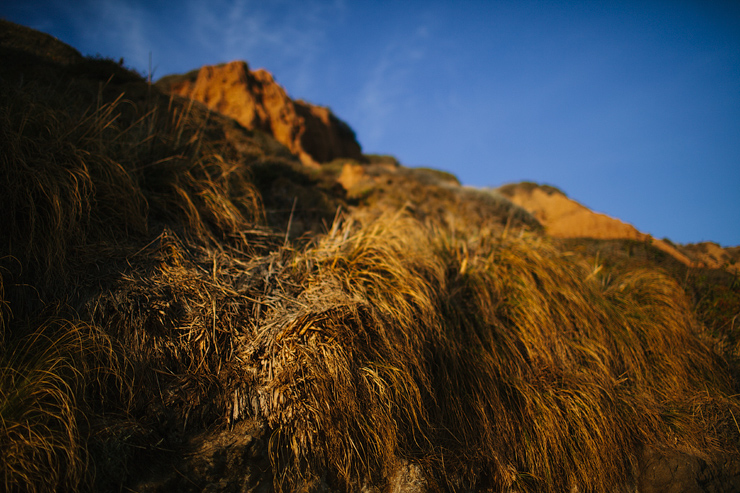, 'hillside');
1,19,740,493
498,182,739,272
